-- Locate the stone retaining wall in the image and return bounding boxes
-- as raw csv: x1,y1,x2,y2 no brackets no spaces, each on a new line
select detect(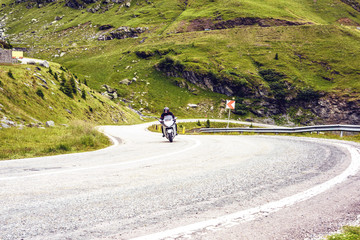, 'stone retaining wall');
0,49,17,63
